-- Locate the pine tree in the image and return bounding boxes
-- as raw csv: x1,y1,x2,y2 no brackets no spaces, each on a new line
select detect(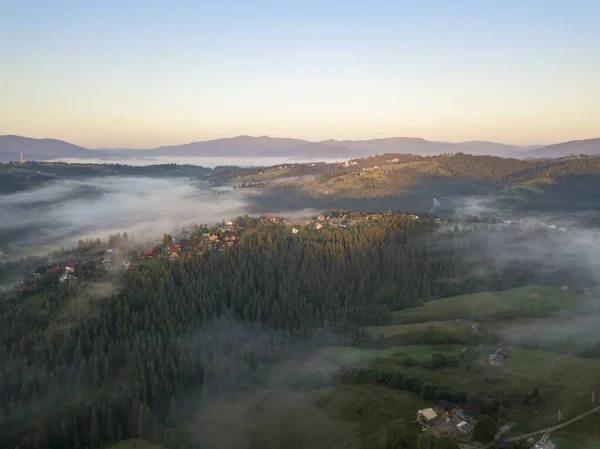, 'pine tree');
90,406,101,448
137,403,153,441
